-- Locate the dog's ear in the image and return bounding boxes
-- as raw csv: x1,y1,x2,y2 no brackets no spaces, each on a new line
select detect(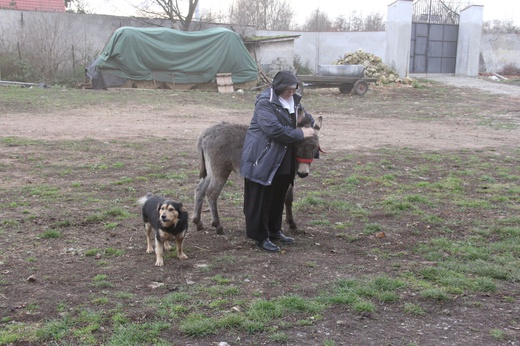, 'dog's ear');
157,203,163,214
176,202,183,211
